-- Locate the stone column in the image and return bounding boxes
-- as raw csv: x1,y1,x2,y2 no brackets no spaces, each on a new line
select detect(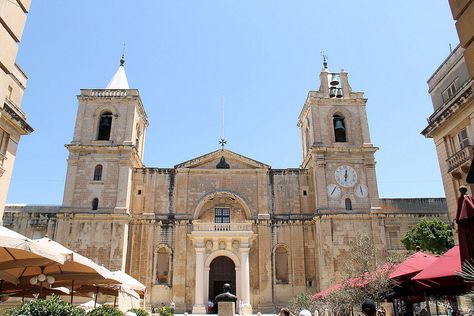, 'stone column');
240,247,252,314
204,267,210,303
192,247,207,314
